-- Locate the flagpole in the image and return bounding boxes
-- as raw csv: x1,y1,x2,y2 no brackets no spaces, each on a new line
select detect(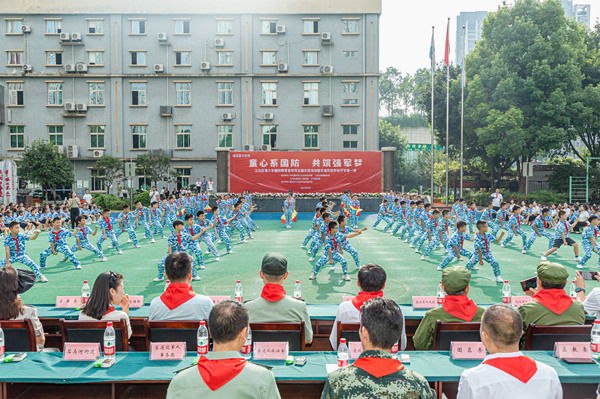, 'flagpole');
430,26,435,201
445,18,450,205
460,25,465,198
